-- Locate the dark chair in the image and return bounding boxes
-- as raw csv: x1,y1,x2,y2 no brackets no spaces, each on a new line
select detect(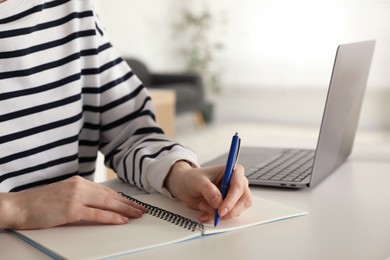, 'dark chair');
123,58,205,120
